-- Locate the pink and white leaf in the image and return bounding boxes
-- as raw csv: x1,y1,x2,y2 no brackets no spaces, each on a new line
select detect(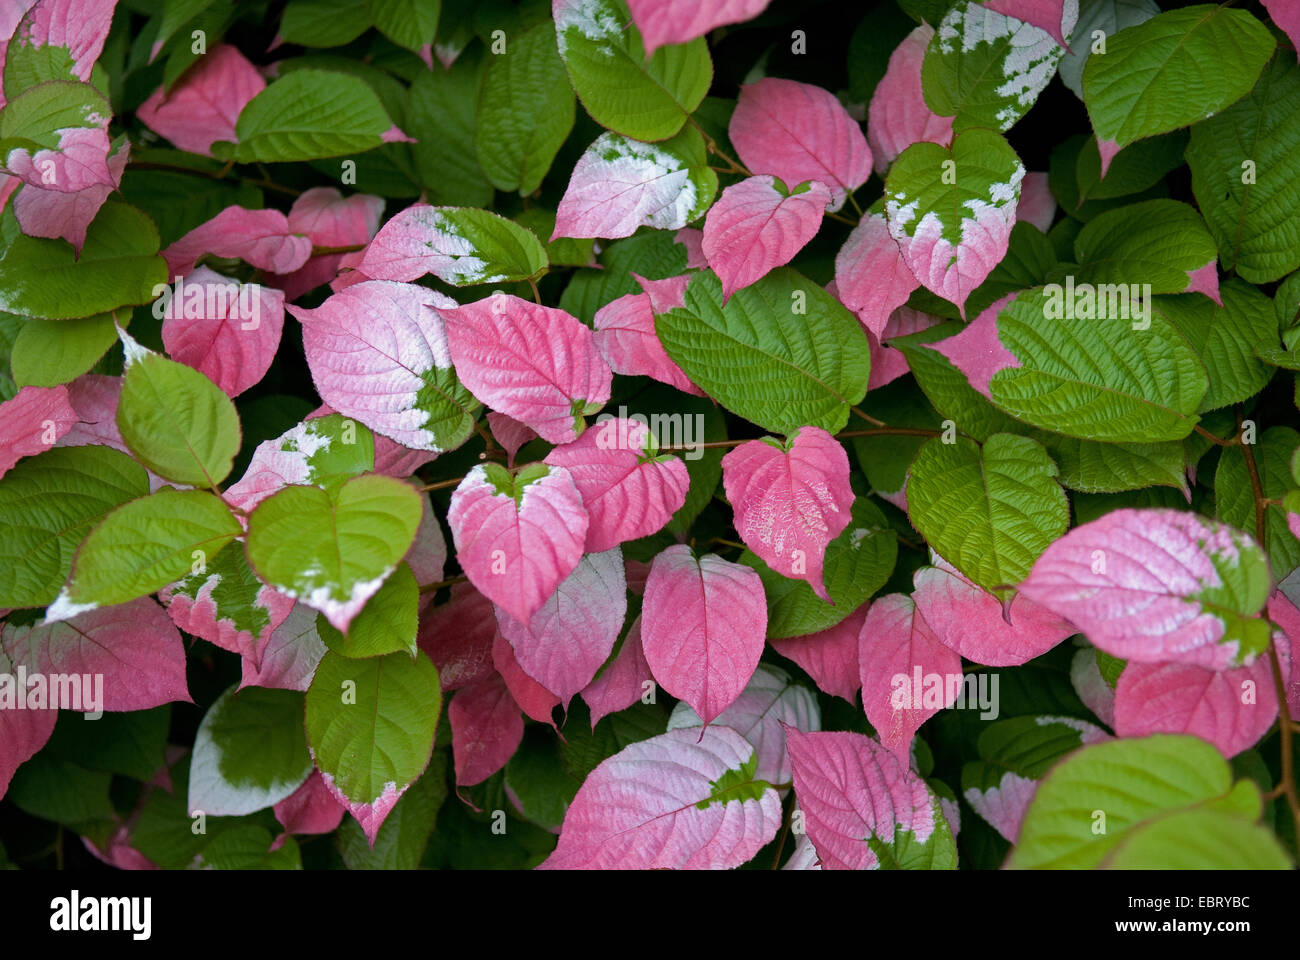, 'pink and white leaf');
267,187,384,301
10,0,115,81
1069,646,1116,728
274,769,347,836
239,602,327,693
721,426,854,600
3,123,113,194
317,772,404,848
159,569,295,661
12,135,128,252
982,0,1074,48
539,725,782,869
867,25,954,175
640,544,767,724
